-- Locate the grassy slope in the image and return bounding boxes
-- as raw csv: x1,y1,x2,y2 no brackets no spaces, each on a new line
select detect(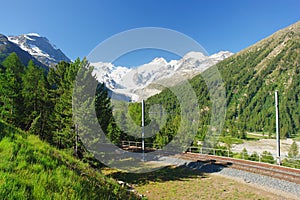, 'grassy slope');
0,120,138,200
